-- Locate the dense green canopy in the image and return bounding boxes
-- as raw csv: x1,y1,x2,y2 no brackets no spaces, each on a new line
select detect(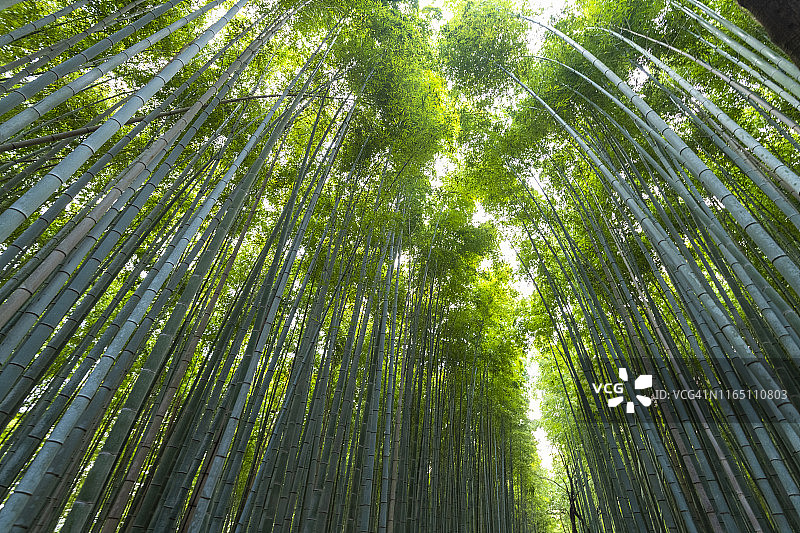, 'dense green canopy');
0,0,799,531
